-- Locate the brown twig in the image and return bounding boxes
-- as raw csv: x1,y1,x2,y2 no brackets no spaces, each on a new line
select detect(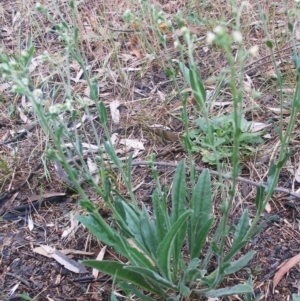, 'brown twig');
0,123,37,146
107,26,134,33
128,160,300,199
